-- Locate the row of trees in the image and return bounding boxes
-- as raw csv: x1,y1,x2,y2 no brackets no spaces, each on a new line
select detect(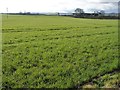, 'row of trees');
75,8,105,15
74,8,119,19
